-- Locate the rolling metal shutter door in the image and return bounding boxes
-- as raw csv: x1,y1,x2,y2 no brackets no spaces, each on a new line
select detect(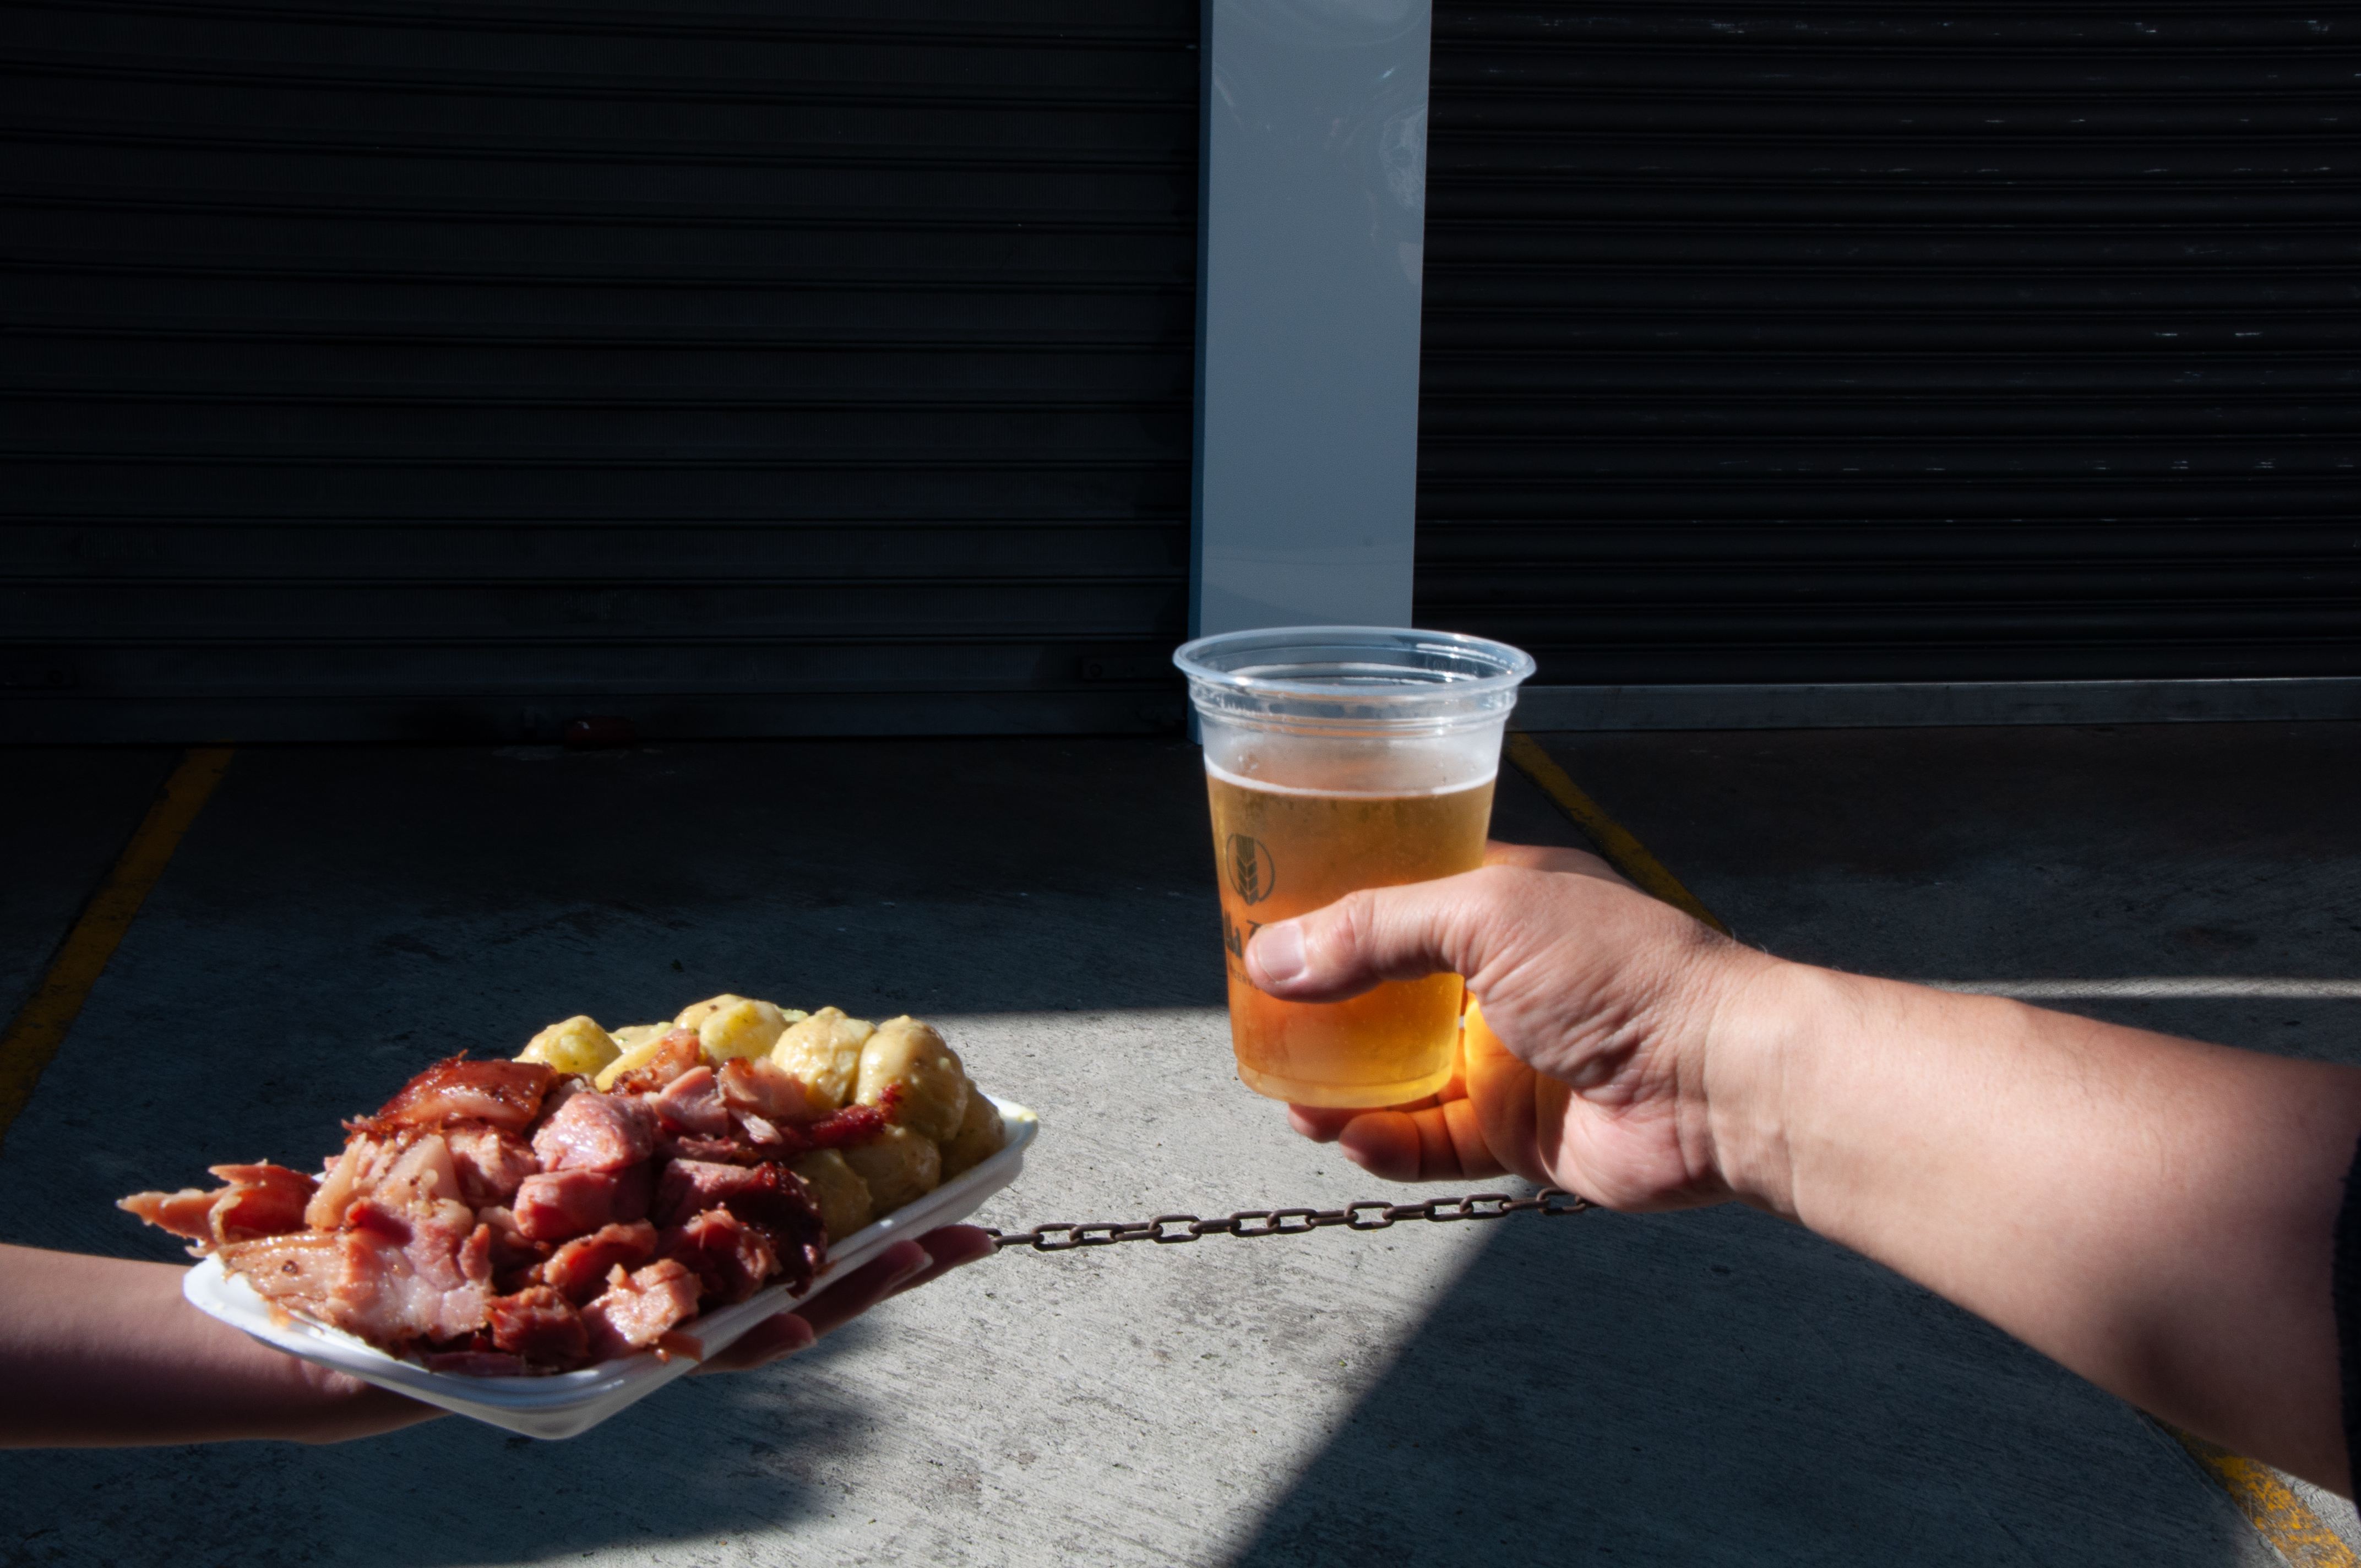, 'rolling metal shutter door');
0,1,1198,742
1415,4,2359,686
